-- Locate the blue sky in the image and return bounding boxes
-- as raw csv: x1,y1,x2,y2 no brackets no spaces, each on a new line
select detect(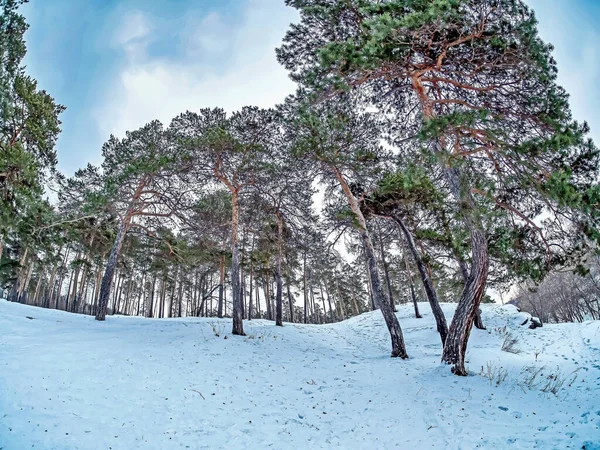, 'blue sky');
21,0,600,176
